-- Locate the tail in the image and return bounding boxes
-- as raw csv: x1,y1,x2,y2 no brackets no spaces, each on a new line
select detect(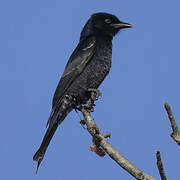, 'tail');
33,95,75,173
33,121,59,173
